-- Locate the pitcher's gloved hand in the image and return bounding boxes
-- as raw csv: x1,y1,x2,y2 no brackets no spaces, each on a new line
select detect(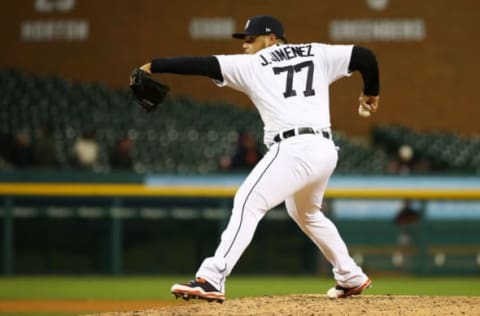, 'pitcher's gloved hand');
129,68,169,112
